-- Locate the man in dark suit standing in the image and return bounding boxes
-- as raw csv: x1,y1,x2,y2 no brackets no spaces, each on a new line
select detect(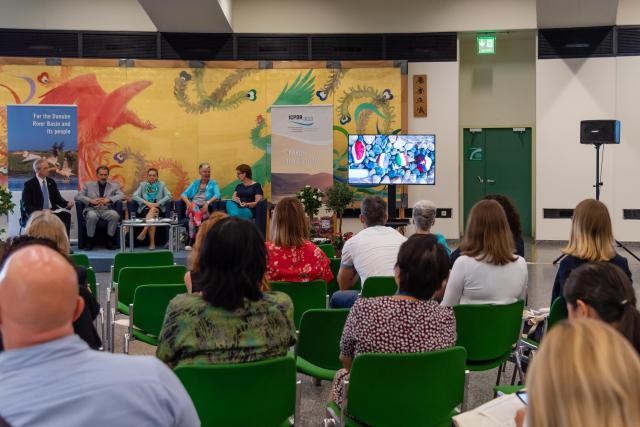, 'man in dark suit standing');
21,158,74,236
